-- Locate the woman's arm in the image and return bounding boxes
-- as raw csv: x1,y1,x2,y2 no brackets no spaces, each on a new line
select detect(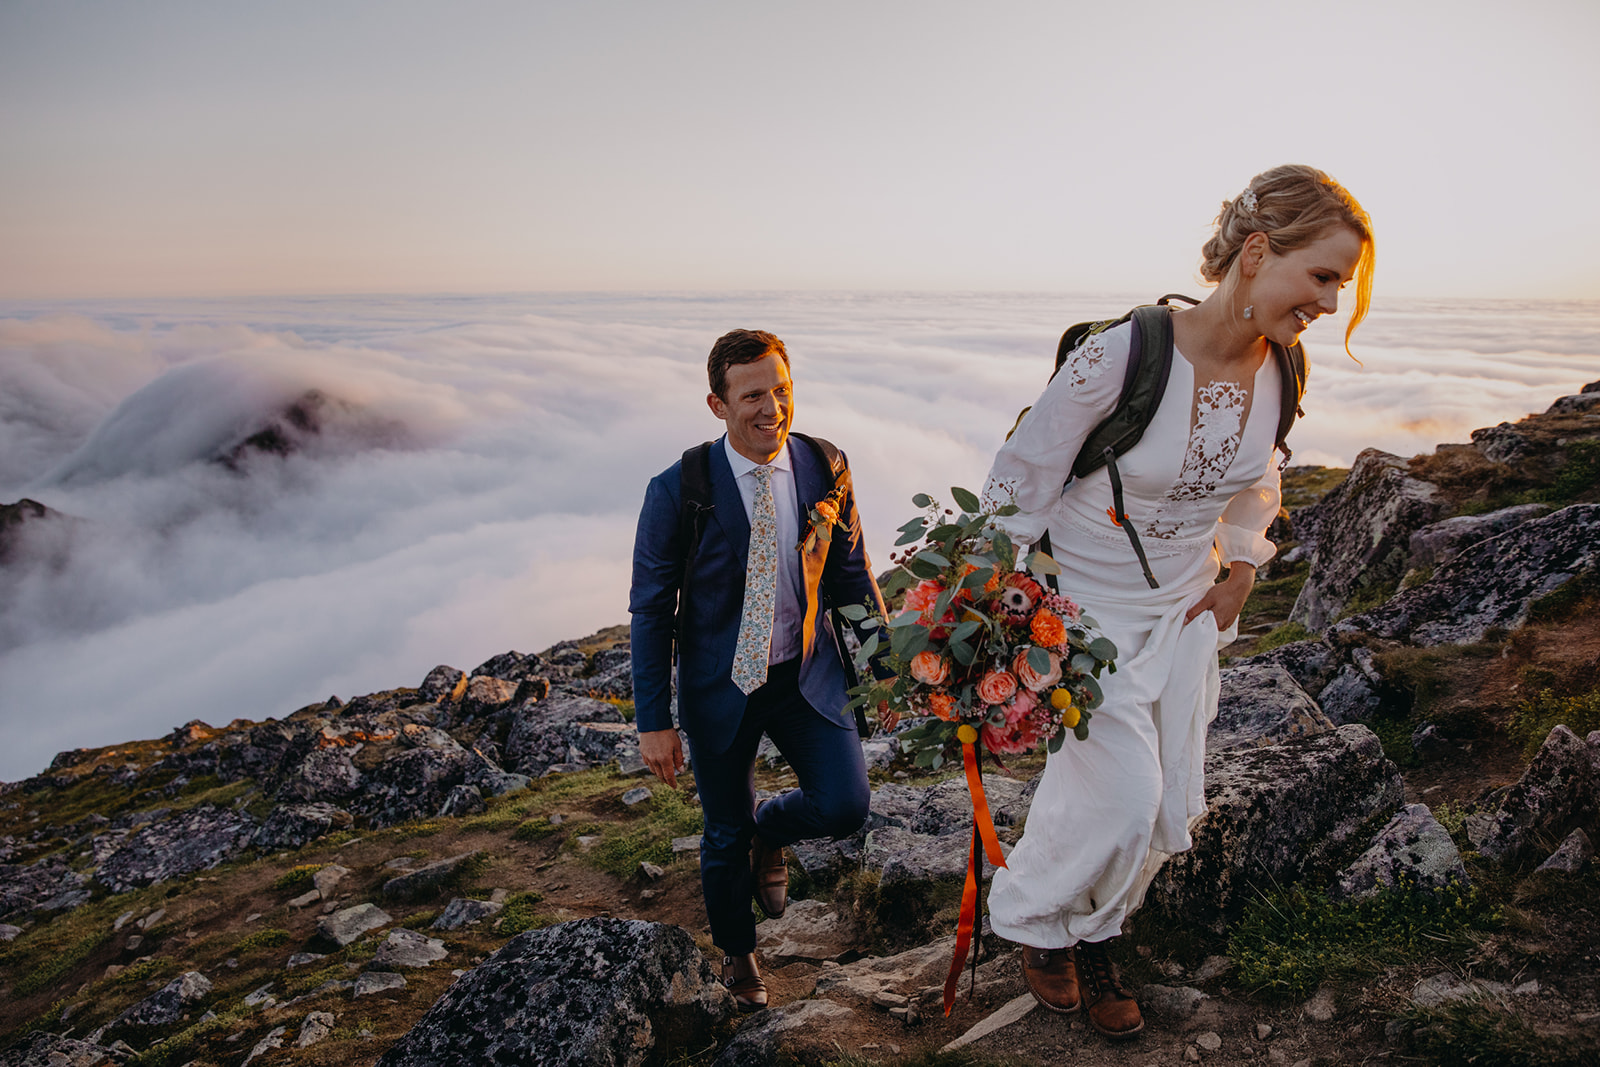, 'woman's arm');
1185,462,1283,629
